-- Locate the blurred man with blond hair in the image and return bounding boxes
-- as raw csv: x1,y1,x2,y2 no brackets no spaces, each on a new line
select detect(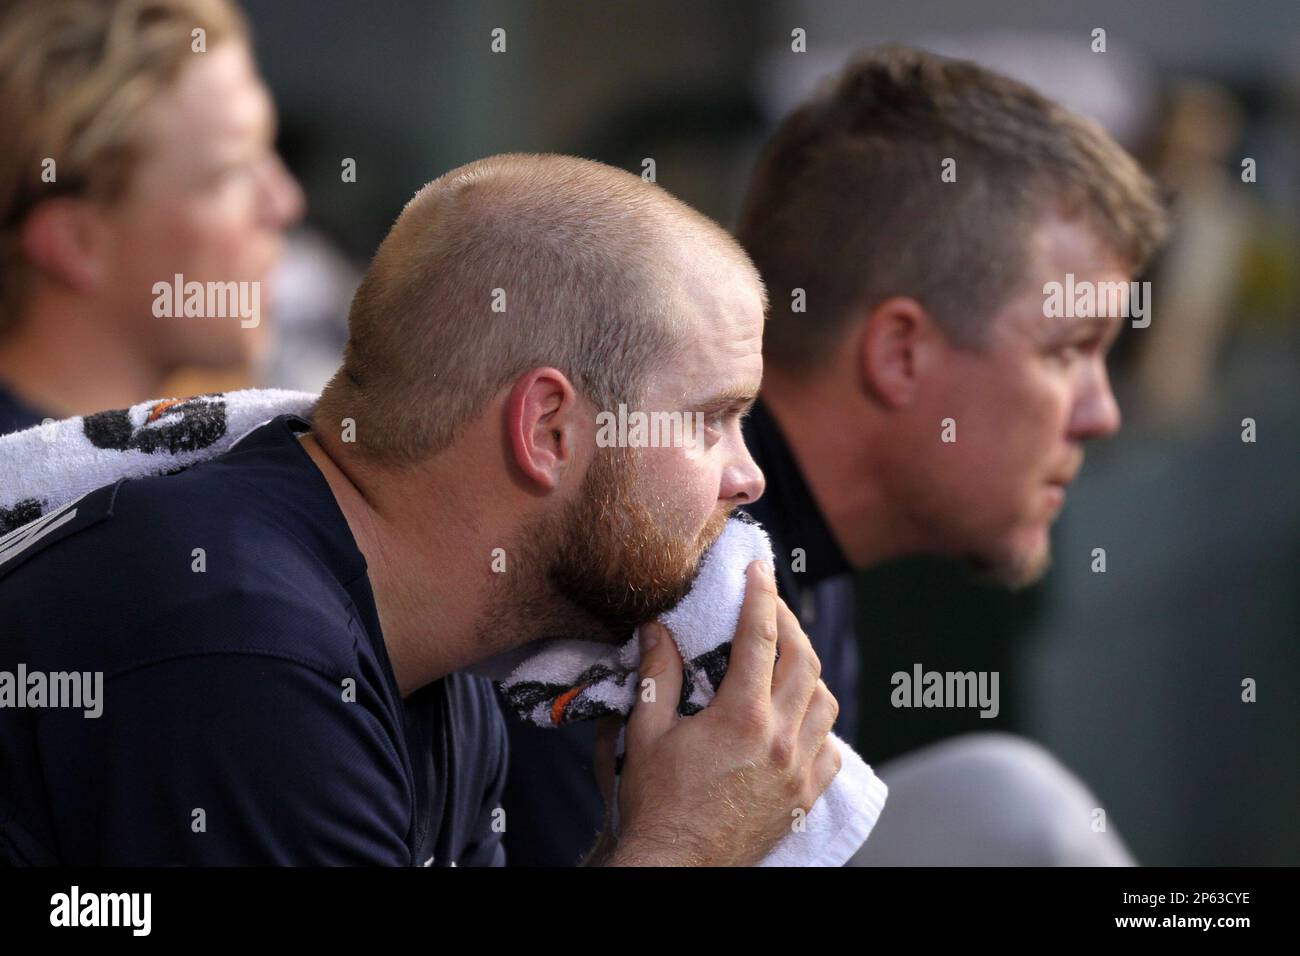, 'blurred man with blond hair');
0,0,303,433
